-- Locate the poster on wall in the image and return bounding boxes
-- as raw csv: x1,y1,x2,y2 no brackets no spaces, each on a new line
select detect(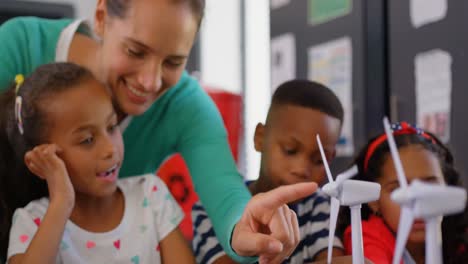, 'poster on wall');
415,49,452,143
308,0,352,25
308,36,354,156
410,0,447,28
271,33,296,92
271,0,291,10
